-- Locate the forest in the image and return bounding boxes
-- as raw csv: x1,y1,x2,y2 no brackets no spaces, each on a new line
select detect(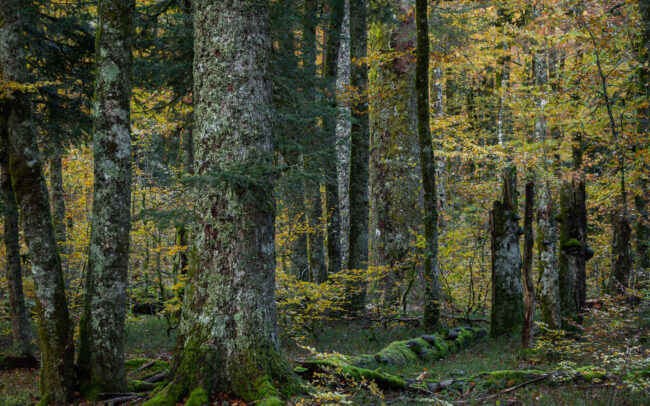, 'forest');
0,0,649,404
